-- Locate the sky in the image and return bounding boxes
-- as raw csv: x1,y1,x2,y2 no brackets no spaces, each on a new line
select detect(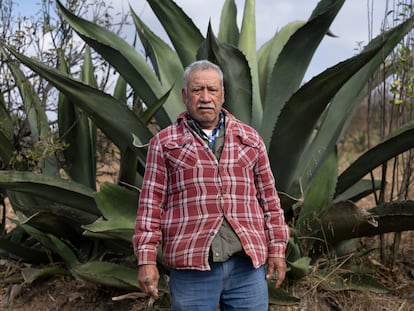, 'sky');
13,0,391,80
